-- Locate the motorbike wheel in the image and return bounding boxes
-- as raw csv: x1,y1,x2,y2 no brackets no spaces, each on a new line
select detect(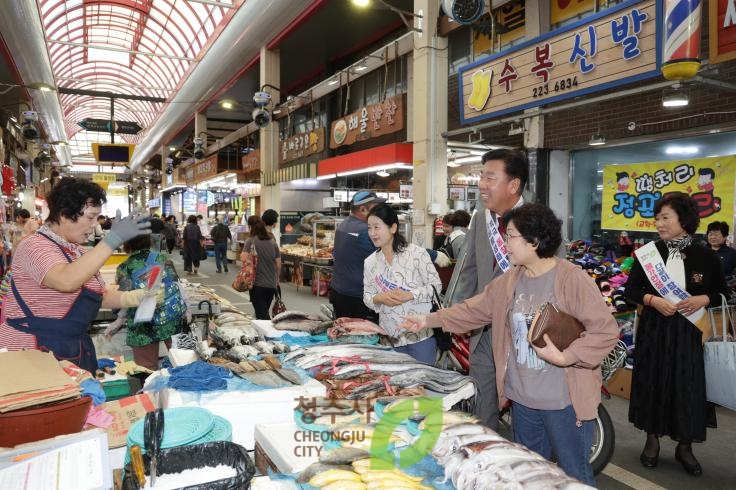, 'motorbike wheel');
590,403,615,475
